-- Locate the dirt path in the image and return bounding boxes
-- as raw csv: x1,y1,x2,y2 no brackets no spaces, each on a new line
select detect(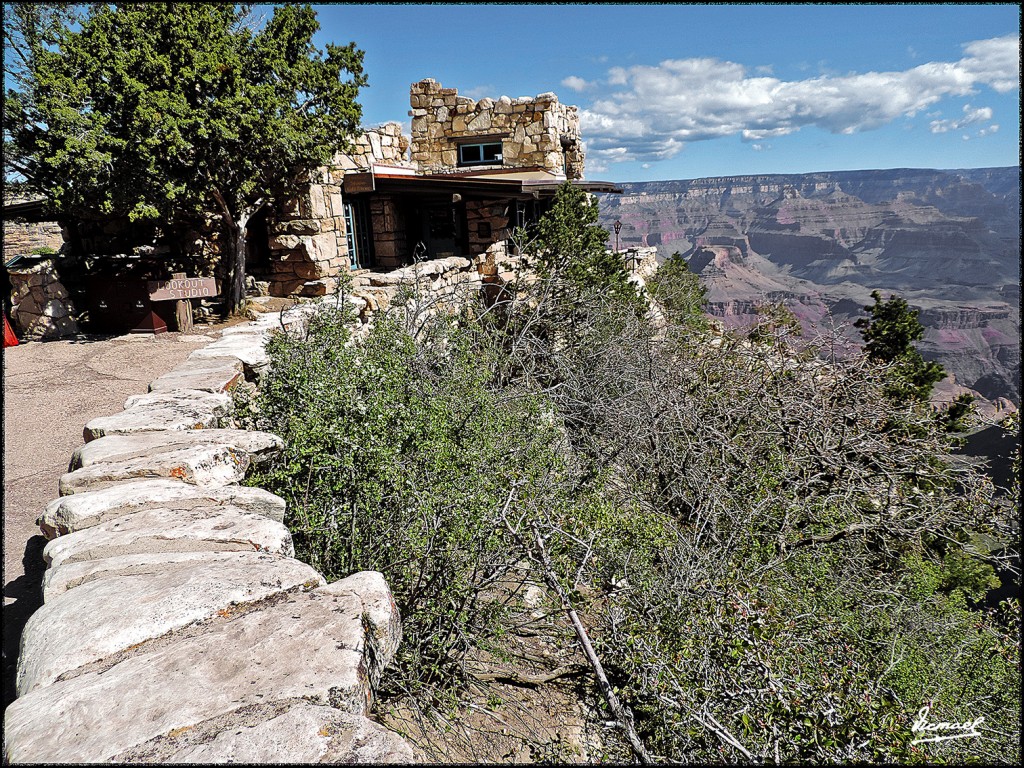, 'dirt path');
1,330,216,709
